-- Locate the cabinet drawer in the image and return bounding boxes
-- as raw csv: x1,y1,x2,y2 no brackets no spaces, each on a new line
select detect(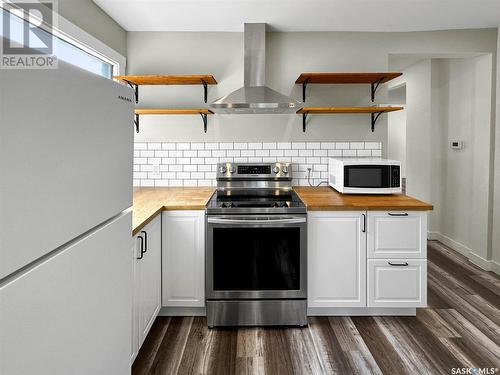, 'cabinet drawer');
367,211,427,258
367,259,427,308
